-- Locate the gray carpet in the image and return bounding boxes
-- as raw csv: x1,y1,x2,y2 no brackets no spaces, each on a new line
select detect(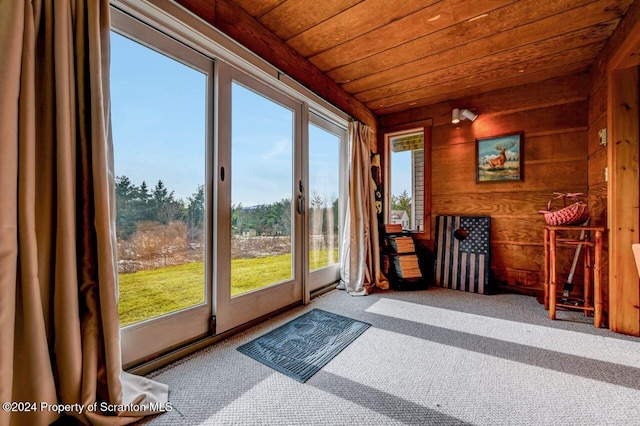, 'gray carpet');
138,287,640,425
